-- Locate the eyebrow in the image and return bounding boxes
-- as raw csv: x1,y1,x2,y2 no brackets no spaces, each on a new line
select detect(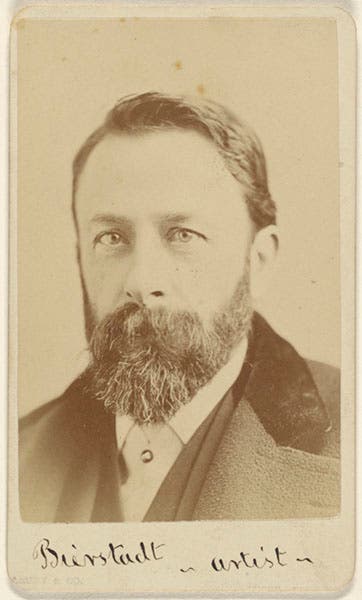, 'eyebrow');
157,213,191,225
90,213,133,227
90,212,192,226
